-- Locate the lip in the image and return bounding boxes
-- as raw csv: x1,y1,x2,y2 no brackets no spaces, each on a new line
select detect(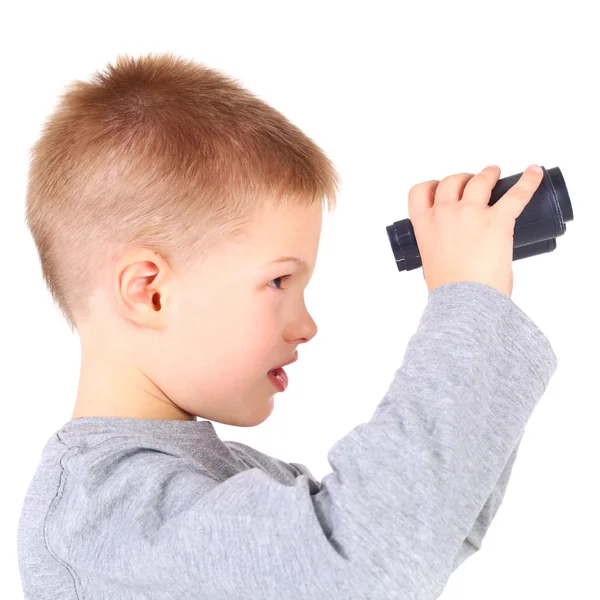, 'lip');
271,351,298,371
